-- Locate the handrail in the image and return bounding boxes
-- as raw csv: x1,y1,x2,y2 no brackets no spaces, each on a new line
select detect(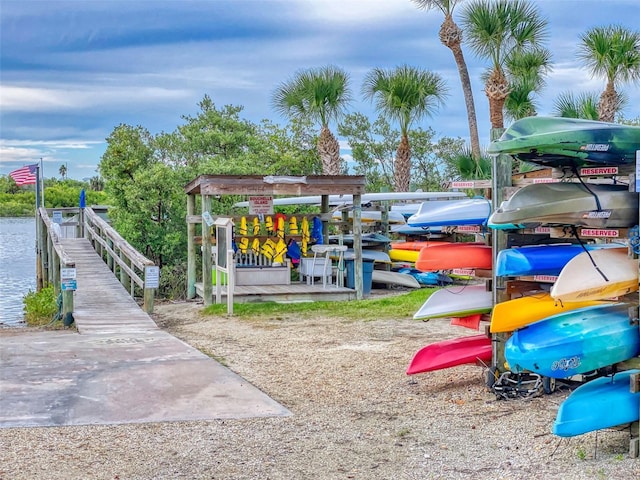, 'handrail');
37,207,75,325
83,207,157,313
